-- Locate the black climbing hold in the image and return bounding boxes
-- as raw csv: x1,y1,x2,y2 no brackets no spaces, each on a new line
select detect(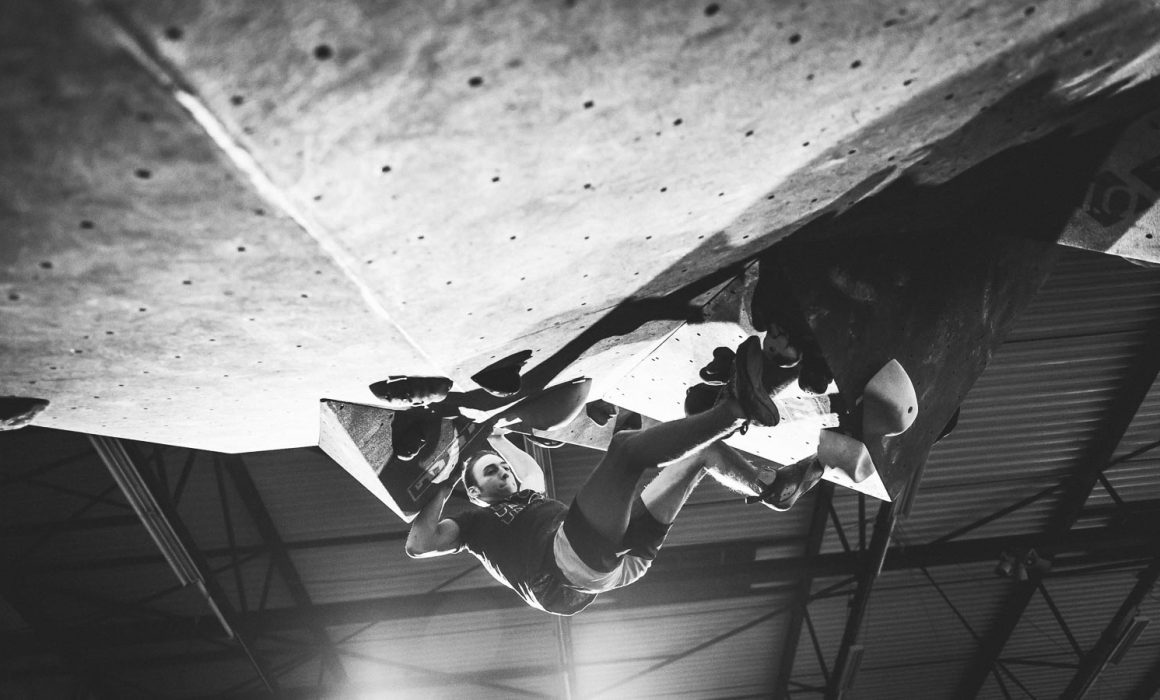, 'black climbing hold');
524,435,565,449
699,346,735,385
704,3,720,17
164,26,183,40
684,383,721,416
369,375,453,410
0,397,49,431
471,349,533,398
314,44,334,60
468,76,484,87
586,399,619,426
